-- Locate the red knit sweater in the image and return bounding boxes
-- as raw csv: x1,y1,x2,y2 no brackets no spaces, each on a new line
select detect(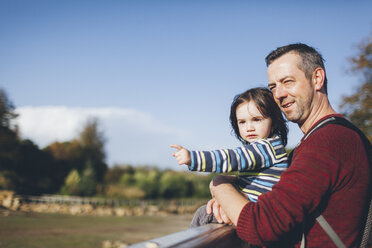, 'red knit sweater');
236,115,370,247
